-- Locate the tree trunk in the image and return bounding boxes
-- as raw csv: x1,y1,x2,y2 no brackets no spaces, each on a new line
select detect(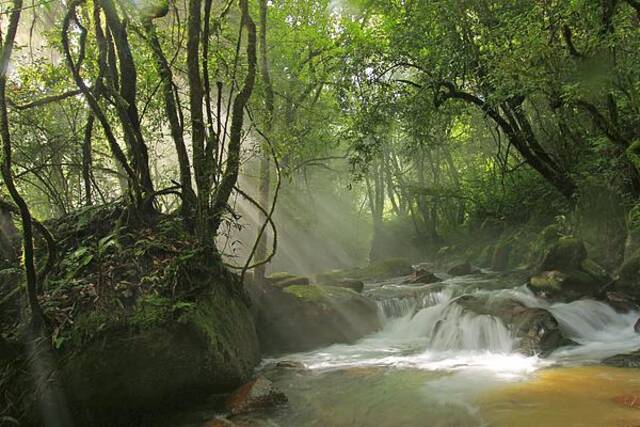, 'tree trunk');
254,0,275,284
143,18,195,216
0,0,46,329
82,113,95,206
